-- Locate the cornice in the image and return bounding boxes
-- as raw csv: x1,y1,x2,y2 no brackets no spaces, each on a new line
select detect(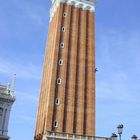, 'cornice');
0,94,16,103
50,0,96,21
